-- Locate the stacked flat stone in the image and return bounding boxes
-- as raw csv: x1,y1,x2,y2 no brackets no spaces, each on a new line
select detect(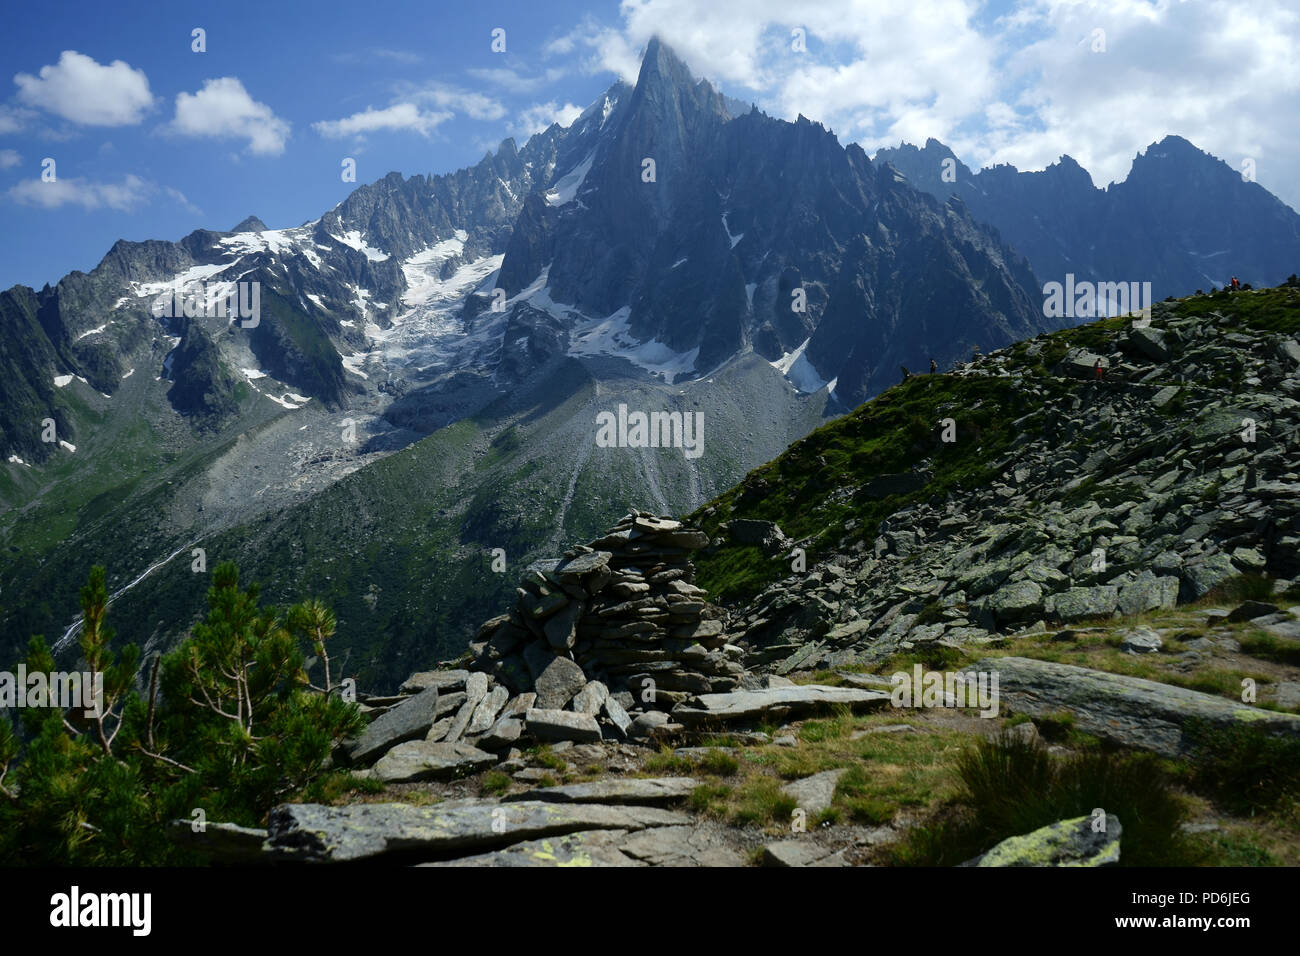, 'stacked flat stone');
471,512,743,716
